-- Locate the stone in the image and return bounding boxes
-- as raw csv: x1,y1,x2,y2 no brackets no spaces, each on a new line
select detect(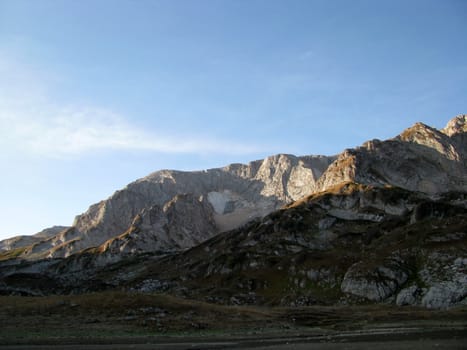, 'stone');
396,285,422,306
341,261,408,302
421,281,467,309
